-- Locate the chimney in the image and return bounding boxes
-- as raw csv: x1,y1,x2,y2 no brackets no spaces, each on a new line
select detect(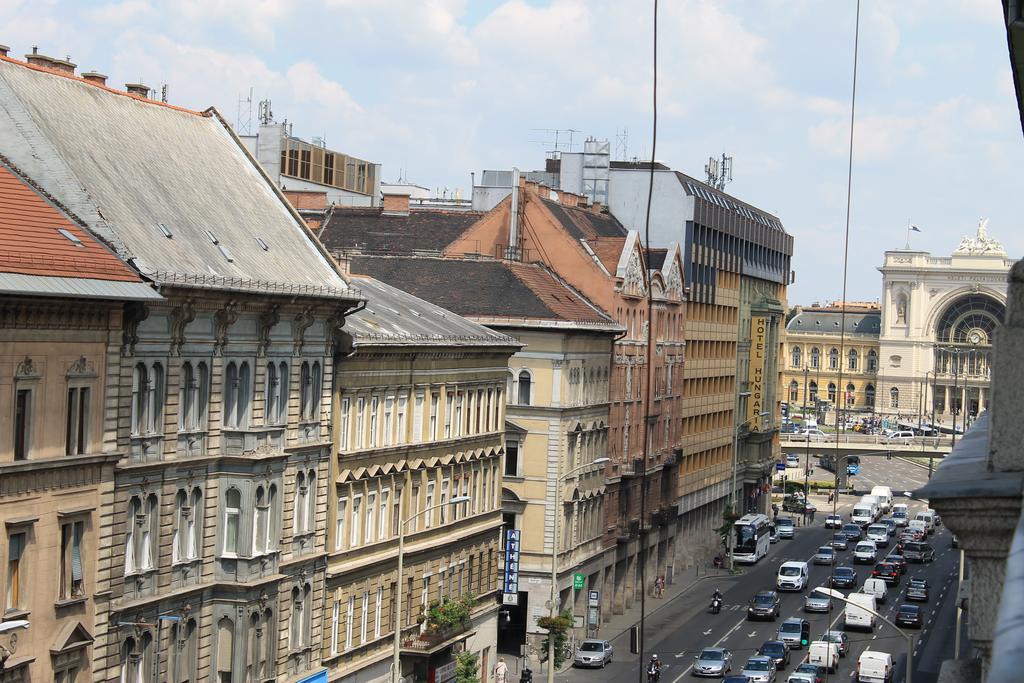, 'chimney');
82,71,108,86
381,190,411,216
591,200,603,214
0,45,9,57
125,82,150,98
50,55,77,74
25,47,58,69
